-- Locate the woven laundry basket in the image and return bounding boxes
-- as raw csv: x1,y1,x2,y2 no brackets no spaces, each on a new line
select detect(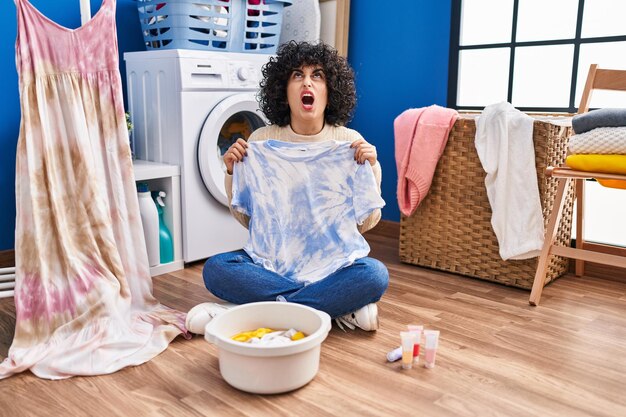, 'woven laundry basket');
399,115,575,289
